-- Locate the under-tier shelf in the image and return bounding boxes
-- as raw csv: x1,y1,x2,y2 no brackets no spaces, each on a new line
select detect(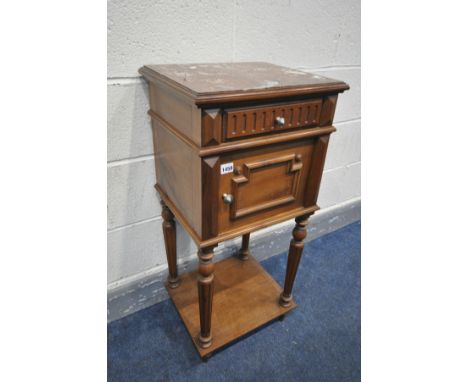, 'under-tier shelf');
167,255,296,358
